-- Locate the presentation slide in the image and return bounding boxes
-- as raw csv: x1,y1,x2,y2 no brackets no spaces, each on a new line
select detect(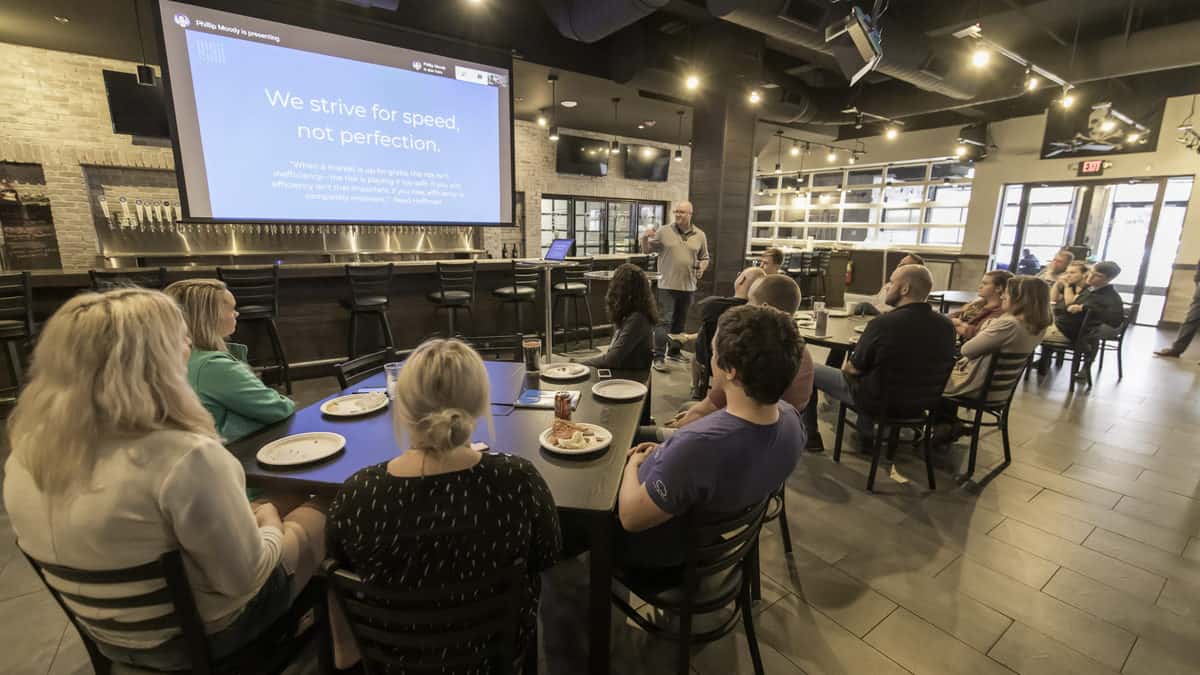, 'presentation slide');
157,0,513,225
